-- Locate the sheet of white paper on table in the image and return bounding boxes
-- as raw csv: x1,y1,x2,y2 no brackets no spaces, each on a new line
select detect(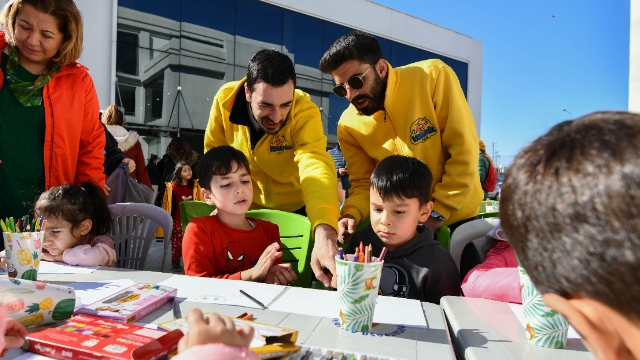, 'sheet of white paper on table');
38,261,100,274
508,303,581,339
65,278,136,309
11,353,49,360
268,287,428,328
157,275,286,309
